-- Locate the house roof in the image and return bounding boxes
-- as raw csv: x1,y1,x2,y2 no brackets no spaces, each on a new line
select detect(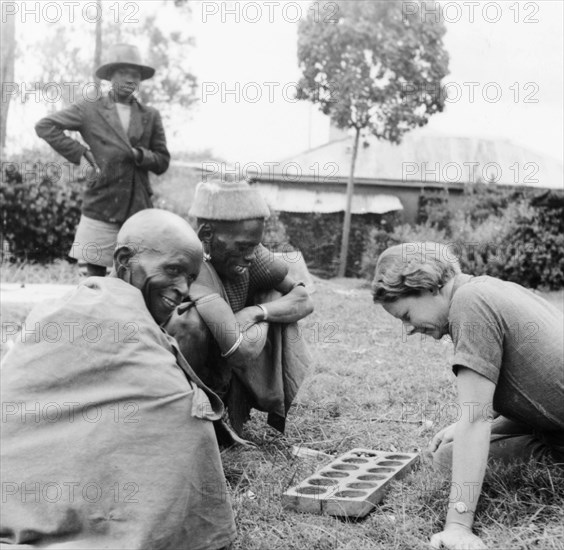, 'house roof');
275,132,563,189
